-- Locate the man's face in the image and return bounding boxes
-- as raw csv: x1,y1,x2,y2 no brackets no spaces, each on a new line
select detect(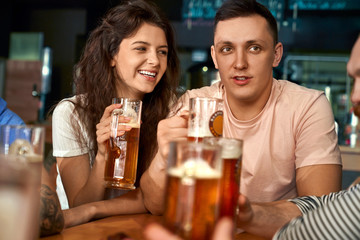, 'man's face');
348,37,360,117
211,15,282,108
